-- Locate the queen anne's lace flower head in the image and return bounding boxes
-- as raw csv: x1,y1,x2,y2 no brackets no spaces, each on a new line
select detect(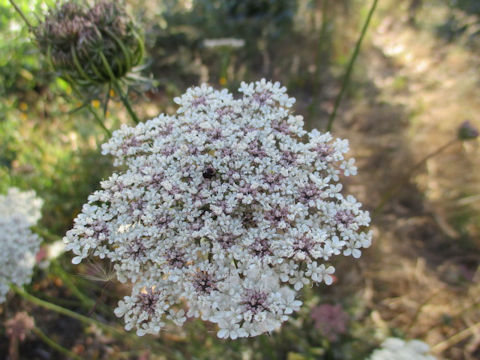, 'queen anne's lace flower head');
369,338,437,360
0,187,43,226
0,188,43,303
64,79,372,338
